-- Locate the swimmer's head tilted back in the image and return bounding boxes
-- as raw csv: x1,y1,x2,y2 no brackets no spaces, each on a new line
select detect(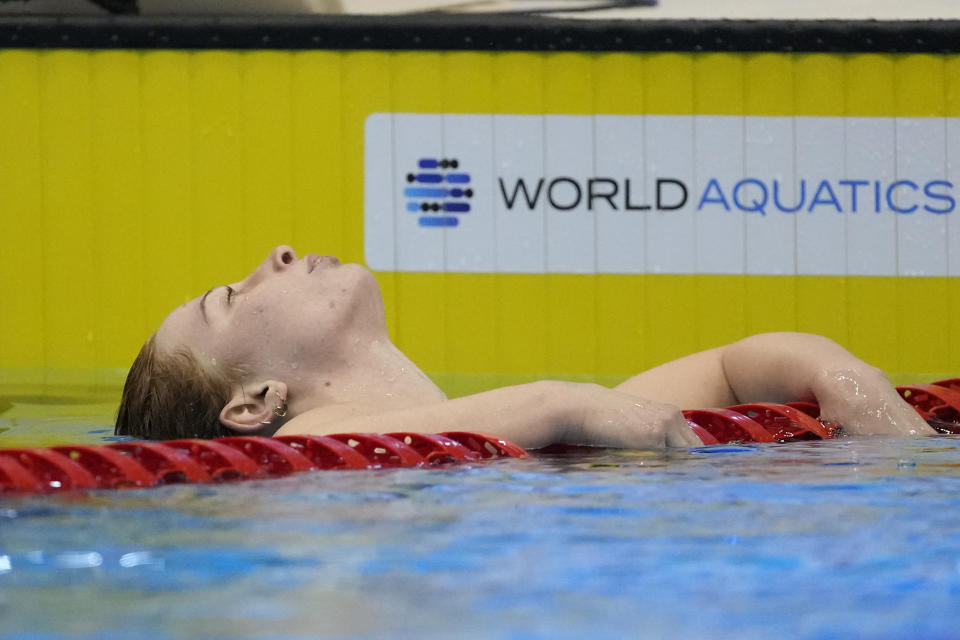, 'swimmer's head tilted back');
115,245,391,440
